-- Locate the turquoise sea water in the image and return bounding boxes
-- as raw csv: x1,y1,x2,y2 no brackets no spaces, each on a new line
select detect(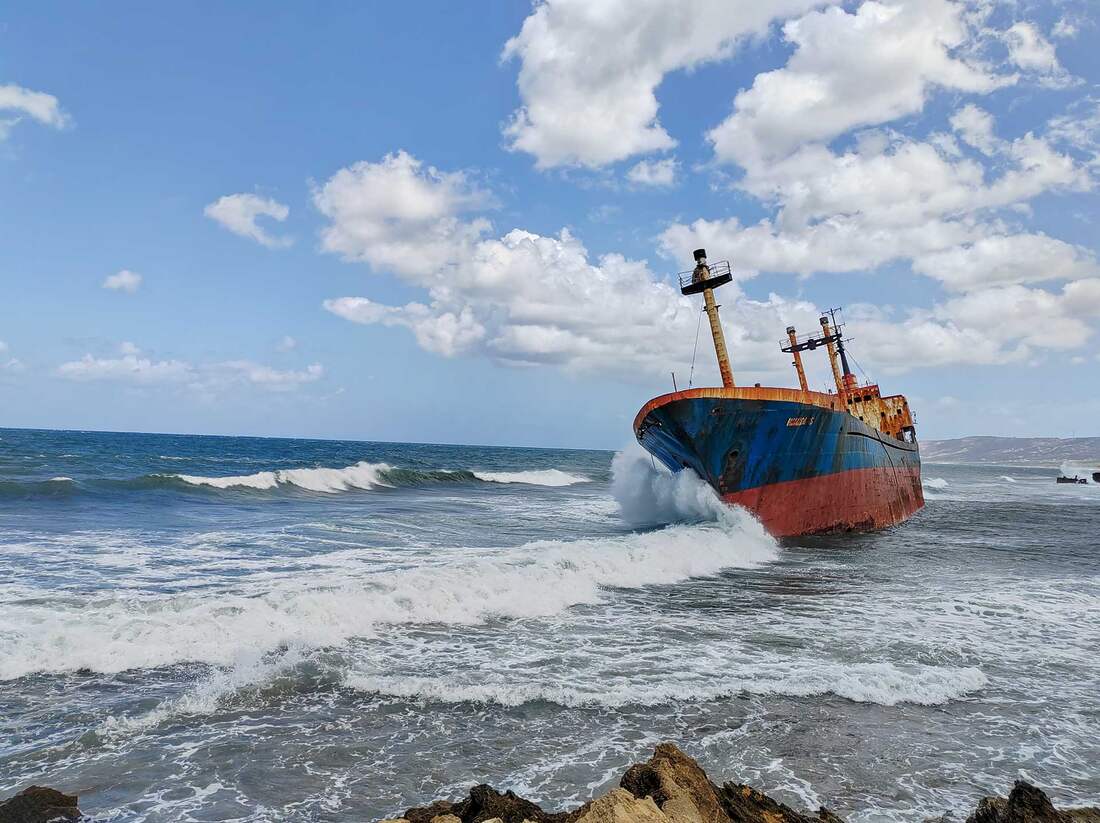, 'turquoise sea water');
0,428,1097,822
